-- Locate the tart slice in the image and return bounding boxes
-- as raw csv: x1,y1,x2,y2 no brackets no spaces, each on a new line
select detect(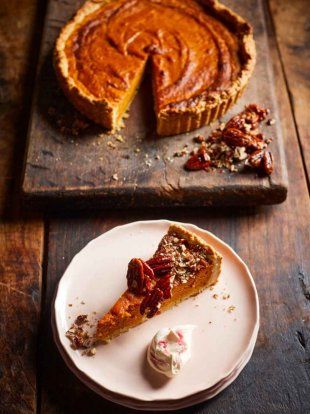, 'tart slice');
96,224,222,343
